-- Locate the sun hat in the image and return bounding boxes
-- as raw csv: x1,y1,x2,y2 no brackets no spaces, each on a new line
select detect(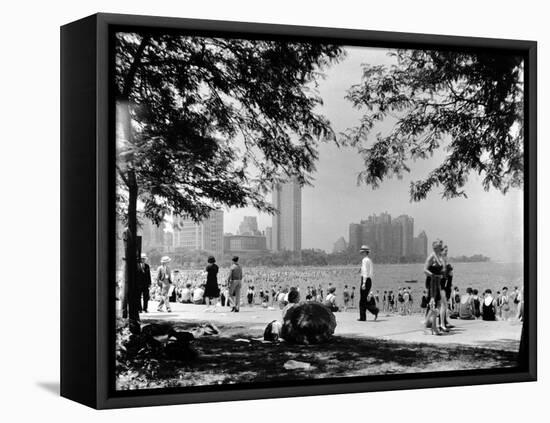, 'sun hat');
160,256,171,264
359,245,370,252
